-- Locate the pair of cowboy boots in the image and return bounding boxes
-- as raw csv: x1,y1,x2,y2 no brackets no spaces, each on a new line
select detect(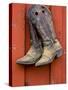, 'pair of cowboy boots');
16,5,63,66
